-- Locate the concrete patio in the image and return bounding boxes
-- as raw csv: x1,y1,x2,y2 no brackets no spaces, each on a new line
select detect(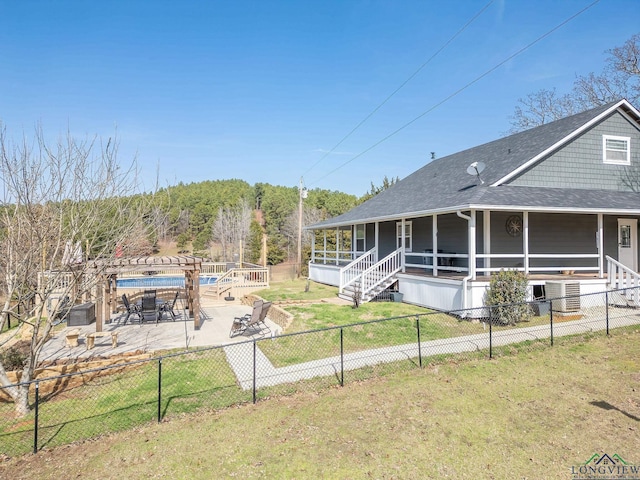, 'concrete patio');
39,297,282,363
